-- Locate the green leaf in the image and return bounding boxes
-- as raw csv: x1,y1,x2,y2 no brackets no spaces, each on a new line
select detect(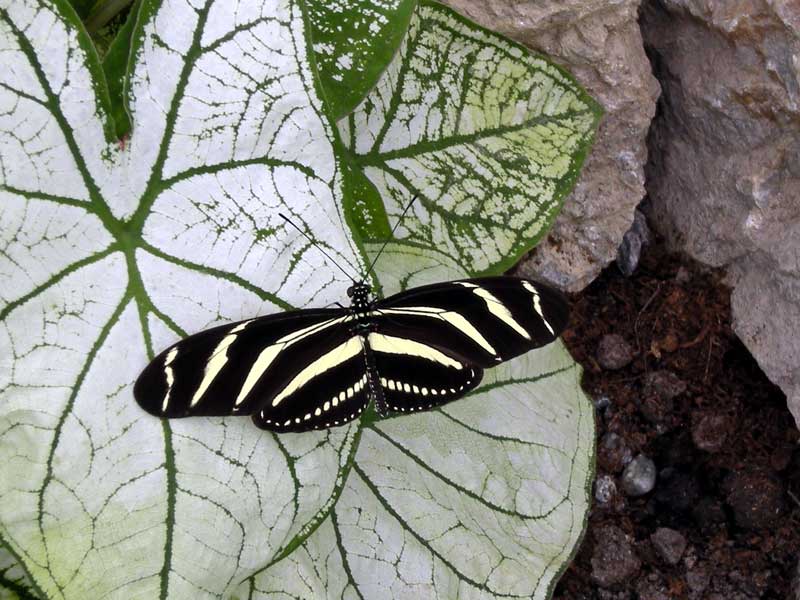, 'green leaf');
101,0,139,138
1,0,596,598
340,1,602,281
306,0,417,121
